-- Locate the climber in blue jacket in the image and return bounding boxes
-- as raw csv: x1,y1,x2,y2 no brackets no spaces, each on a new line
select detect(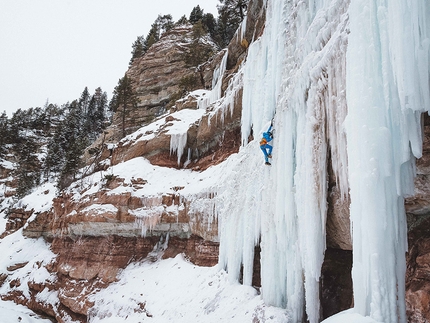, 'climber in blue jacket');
260,123,273,165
